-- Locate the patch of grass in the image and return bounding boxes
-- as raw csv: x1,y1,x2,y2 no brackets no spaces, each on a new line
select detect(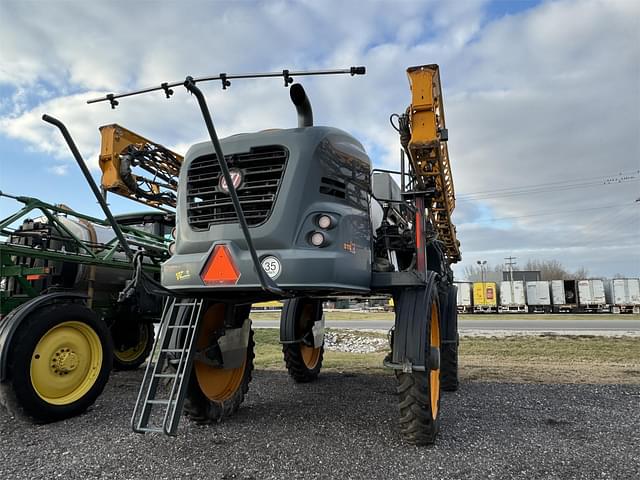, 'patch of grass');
460,336,640,384
459,313,640,321
253,328,640,383
461,336,640,363
253,329,387,372
251,311,640,321
251,311,395,321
